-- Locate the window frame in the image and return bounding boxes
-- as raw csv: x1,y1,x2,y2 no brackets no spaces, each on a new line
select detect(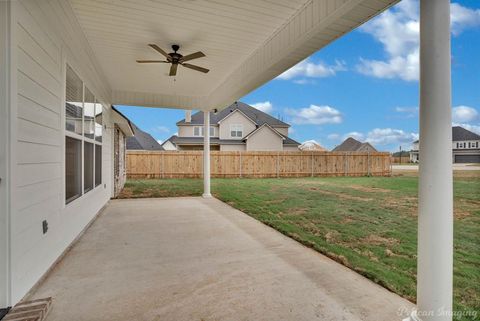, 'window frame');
230,124,243,138
64,64,103,205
